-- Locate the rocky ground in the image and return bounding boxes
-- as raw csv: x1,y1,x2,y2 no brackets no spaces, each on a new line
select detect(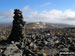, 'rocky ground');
0,9,75,56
